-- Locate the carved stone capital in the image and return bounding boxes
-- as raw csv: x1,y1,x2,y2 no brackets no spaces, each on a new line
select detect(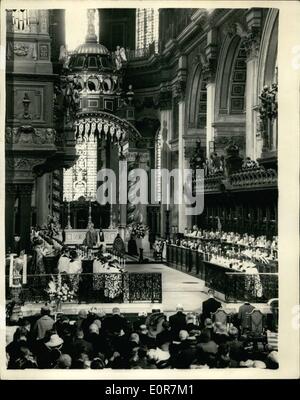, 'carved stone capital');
6,157,45,172
243,26,261,59
173,79,186,101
